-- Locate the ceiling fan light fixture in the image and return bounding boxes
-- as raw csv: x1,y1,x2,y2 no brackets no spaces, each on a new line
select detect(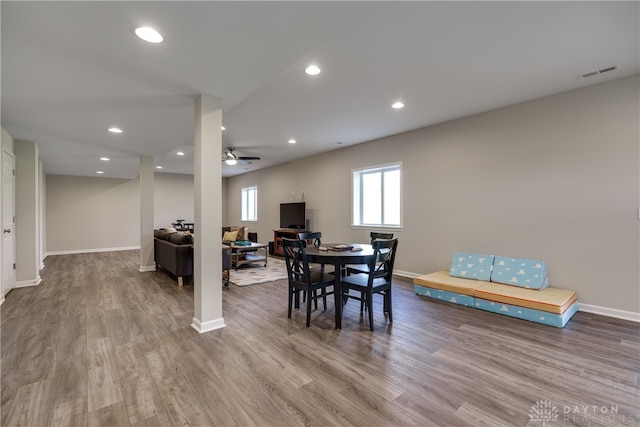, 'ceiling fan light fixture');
225,159,237,166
